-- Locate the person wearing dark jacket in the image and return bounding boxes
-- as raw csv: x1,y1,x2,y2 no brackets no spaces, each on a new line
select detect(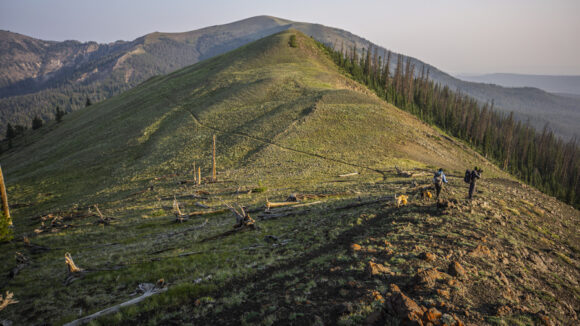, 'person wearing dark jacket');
433,168,448,199
468,167,482,199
